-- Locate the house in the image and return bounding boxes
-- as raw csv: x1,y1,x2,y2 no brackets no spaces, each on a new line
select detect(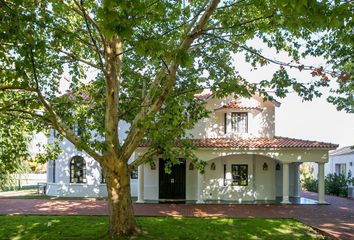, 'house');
311,146,354,179
329,146,354,178
46,91,338,204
